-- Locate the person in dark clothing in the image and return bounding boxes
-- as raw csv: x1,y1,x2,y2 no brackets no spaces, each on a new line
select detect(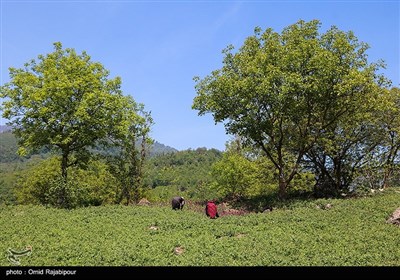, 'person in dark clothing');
171,196,185,210
205,200,219,219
